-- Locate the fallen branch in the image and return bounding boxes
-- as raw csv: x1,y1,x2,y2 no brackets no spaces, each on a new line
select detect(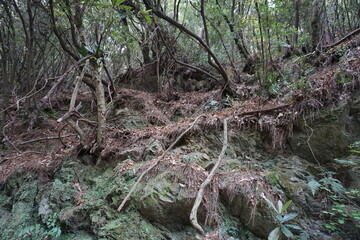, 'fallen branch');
324,27,360,49
66,119,88,149
2,121,21,153
235,103,291,117
143,0,228,84
117,115,204,212
18,134,77,145
58,123,70,147
28,57,89,129
190,118,228,235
